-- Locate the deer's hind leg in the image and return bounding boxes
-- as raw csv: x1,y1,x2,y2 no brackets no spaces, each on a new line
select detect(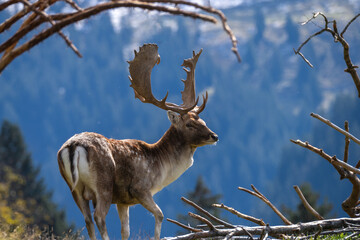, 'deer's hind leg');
72,189,96,240
117,204,130,240
92,176,113,240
